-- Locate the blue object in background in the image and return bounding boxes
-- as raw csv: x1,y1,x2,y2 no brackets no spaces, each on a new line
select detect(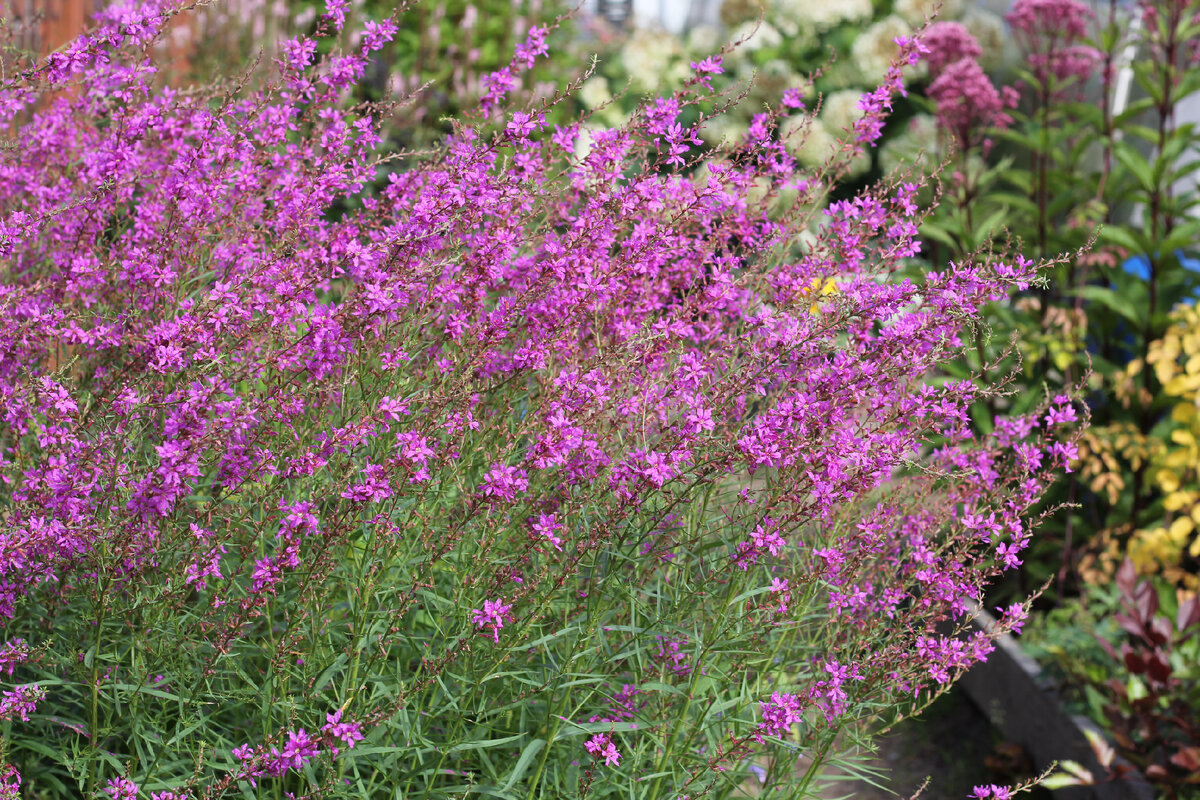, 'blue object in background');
1121,250,1200,304
1121,254,1151,281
